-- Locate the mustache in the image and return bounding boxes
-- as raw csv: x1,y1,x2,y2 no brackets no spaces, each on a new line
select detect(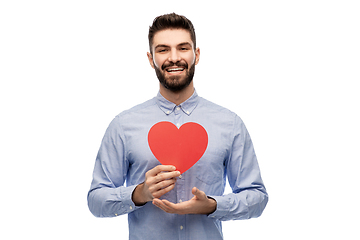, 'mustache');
161,61,188,70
